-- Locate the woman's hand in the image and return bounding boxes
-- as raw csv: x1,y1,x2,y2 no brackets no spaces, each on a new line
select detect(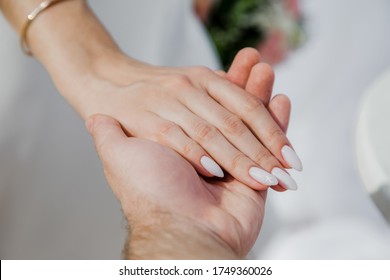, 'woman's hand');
72,48,300,191
2,0,301,190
